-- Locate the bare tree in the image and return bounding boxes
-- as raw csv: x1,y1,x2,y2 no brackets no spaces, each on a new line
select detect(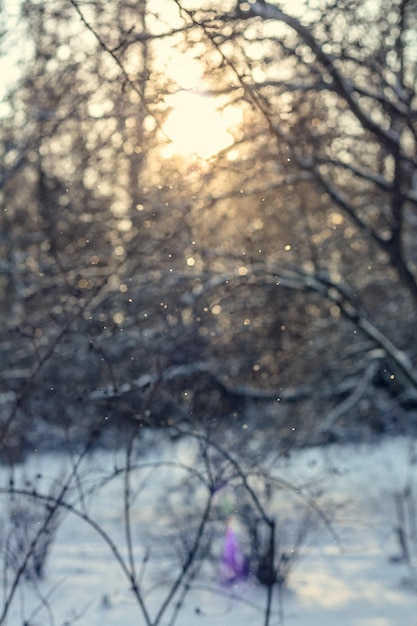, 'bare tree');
1,0,417,457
